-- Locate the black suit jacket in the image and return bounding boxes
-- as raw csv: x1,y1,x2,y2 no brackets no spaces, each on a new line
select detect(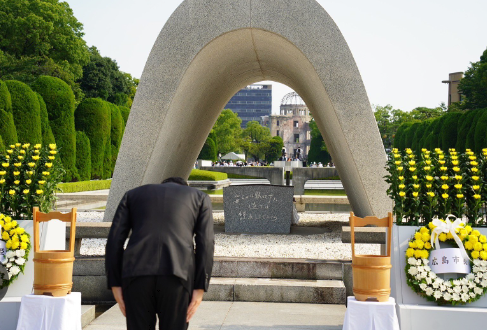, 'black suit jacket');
105,182,214,291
